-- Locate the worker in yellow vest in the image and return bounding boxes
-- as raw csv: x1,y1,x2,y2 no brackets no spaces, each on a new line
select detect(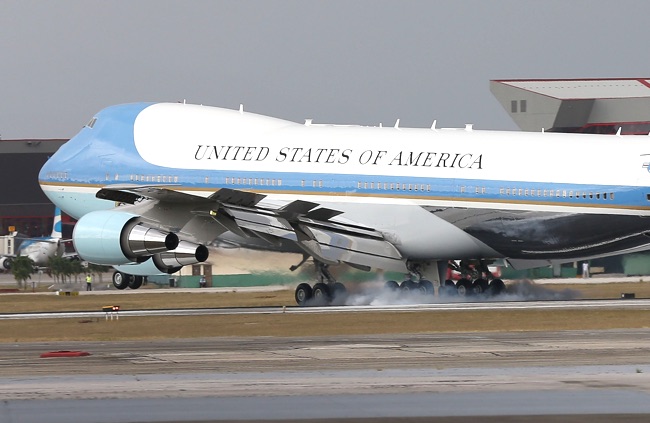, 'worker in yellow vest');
86,274,93,291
